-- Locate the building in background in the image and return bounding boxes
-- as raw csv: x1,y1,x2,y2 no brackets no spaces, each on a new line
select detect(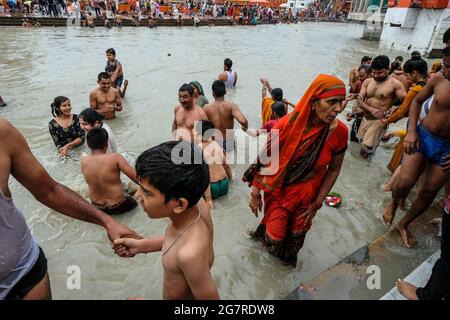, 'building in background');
379,0,450,57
